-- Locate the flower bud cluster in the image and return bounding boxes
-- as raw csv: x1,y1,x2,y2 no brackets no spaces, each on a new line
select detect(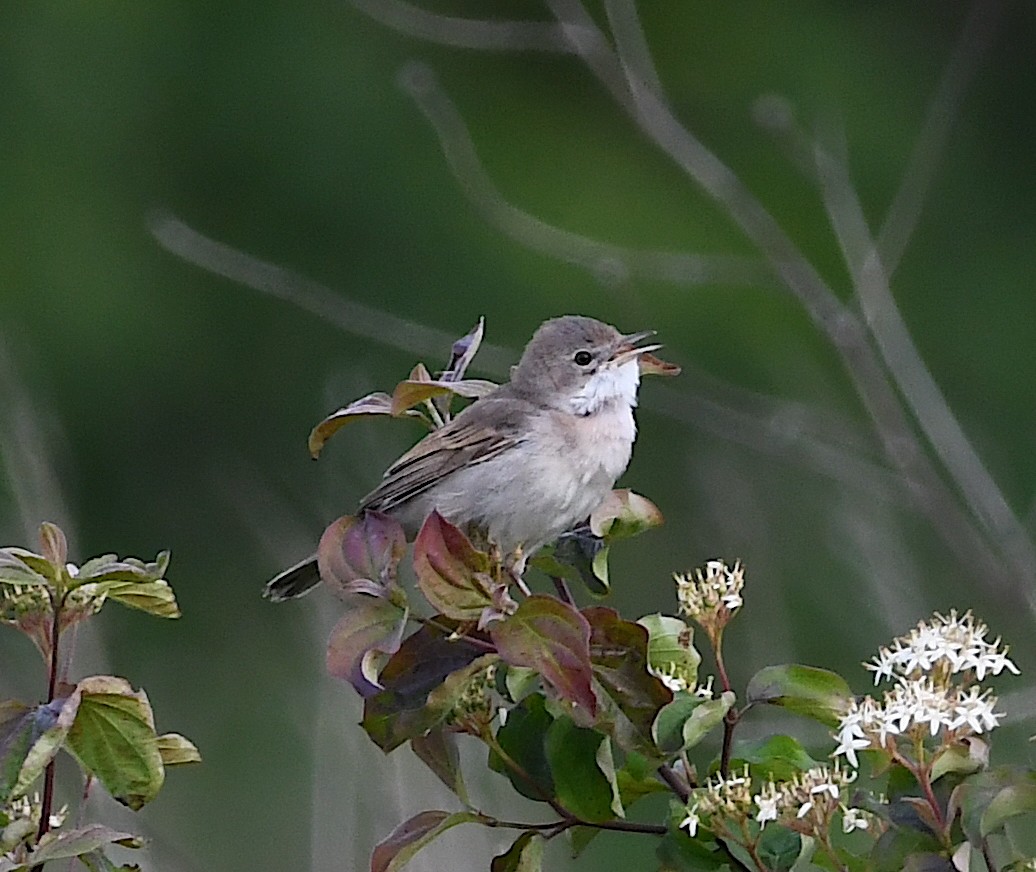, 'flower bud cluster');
674,560,743,644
